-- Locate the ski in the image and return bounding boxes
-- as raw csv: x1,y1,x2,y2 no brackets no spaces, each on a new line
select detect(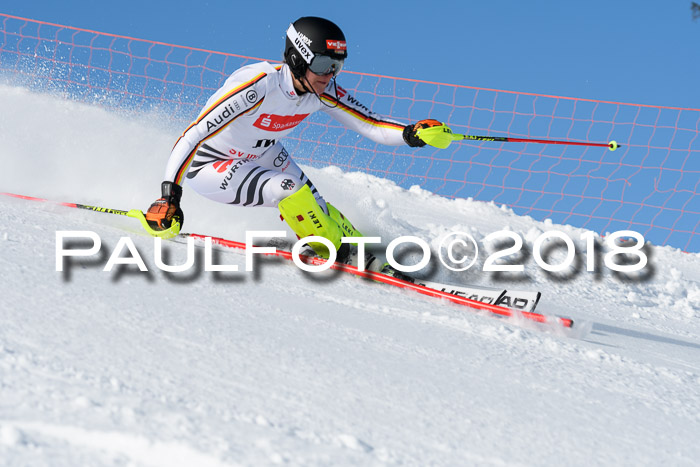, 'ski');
261,237,543,314
185,233,572,328
412,278,541,315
